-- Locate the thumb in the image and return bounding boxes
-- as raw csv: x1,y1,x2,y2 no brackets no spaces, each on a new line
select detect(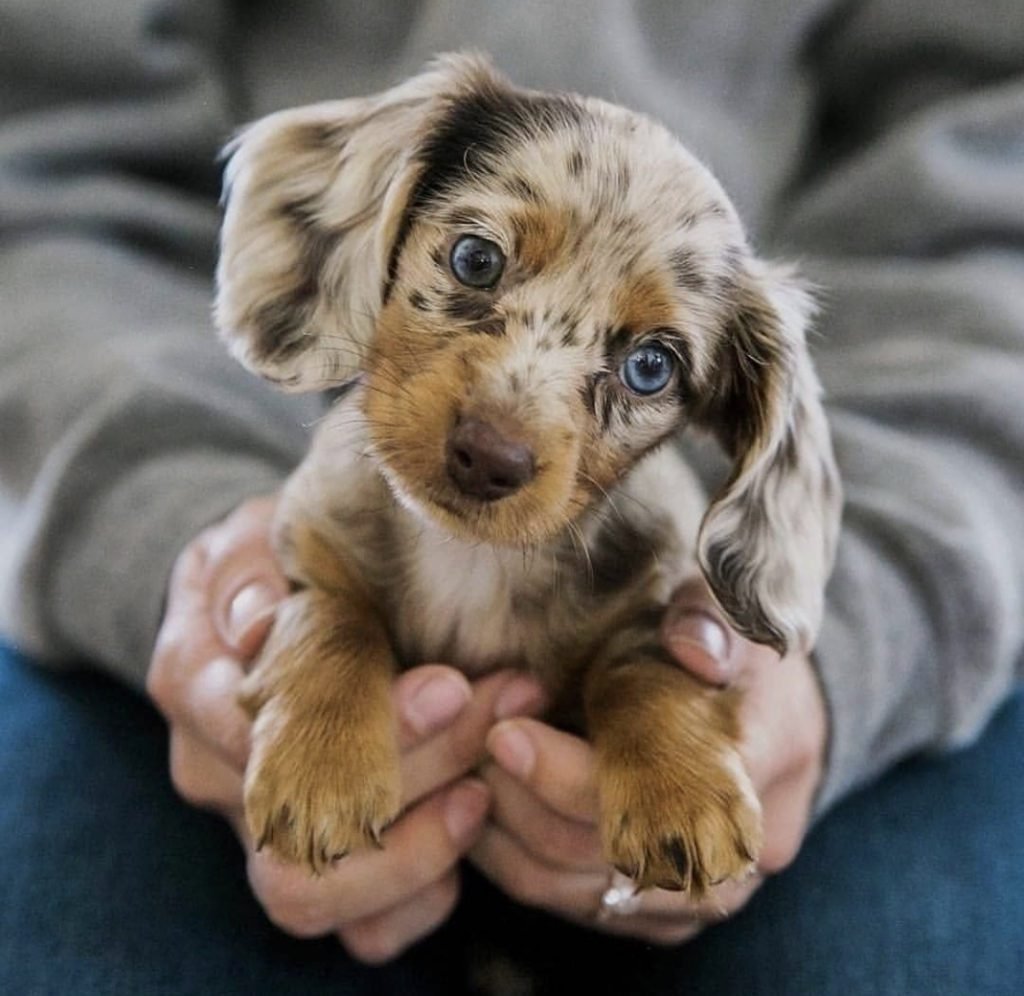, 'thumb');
660,579,738,686
219,579,286,659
